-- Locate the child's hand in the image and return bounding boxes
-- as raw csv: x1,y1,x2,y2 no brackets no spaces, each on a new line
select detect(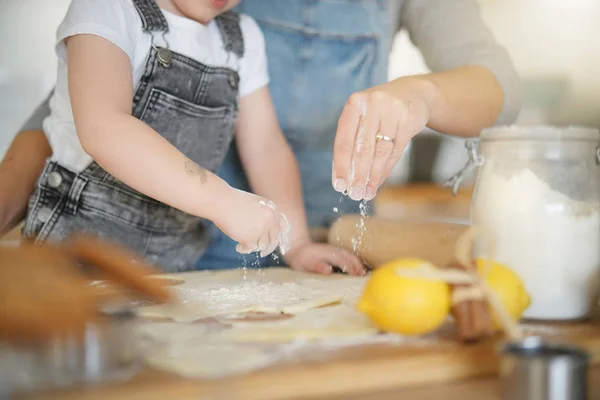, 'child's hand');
284,241,366,276
215,189,290,258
